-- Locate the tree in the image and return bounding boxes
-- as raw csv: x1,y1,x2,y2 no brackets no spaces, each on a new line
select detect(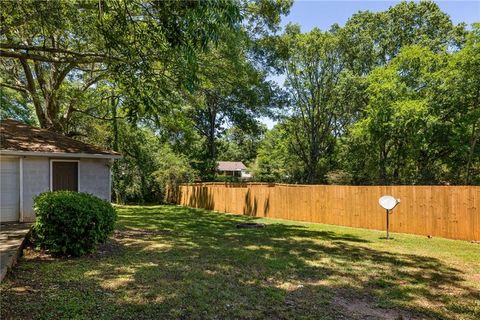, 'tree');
252,122,300,182
277,25,345,183
268,1,472,185
112,124,162,203
333,0,468,135
217,124,267,164
153,145,198,203
341,41,479,185
185,26,285,177
339,0,466,75
0,0,242,132
436,24,480,184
